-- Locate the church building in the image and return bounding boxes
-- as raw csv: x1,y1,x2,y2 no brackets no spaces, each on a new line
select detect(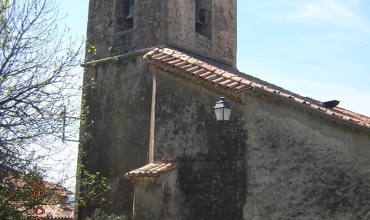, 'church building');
76,0,370,219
